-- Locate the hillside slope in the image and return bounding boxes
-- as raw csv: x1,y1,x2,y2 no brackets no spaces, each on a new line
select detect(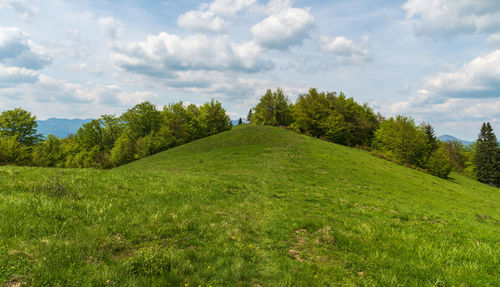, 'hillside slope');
1,125,499,286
